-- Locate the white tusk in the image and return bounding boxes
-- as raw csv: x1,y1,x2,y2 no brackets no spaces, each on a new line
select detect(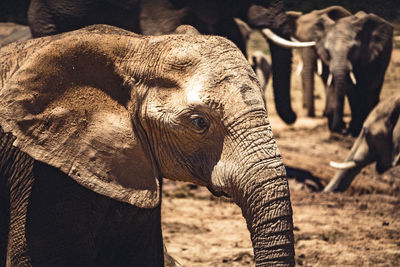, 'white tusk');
261,28,315,49
296,60,303,76
317,58,323,76
349,71,357,85
330,161,357,169
327,72,333,87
